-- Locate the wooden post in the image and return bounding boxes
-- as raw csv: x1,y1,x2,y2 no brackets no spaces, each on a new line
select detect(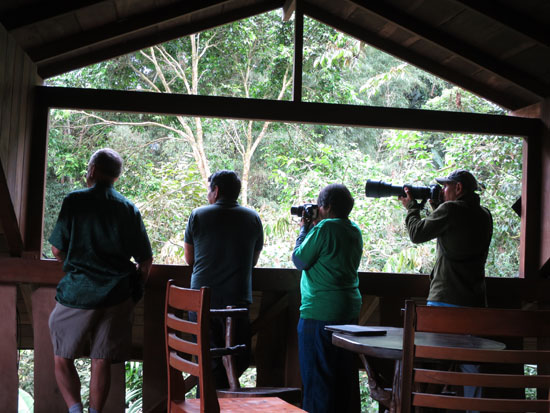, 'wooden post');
513,100,548,278
0,285,18,412
292,0,303,103
32,287,67,413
